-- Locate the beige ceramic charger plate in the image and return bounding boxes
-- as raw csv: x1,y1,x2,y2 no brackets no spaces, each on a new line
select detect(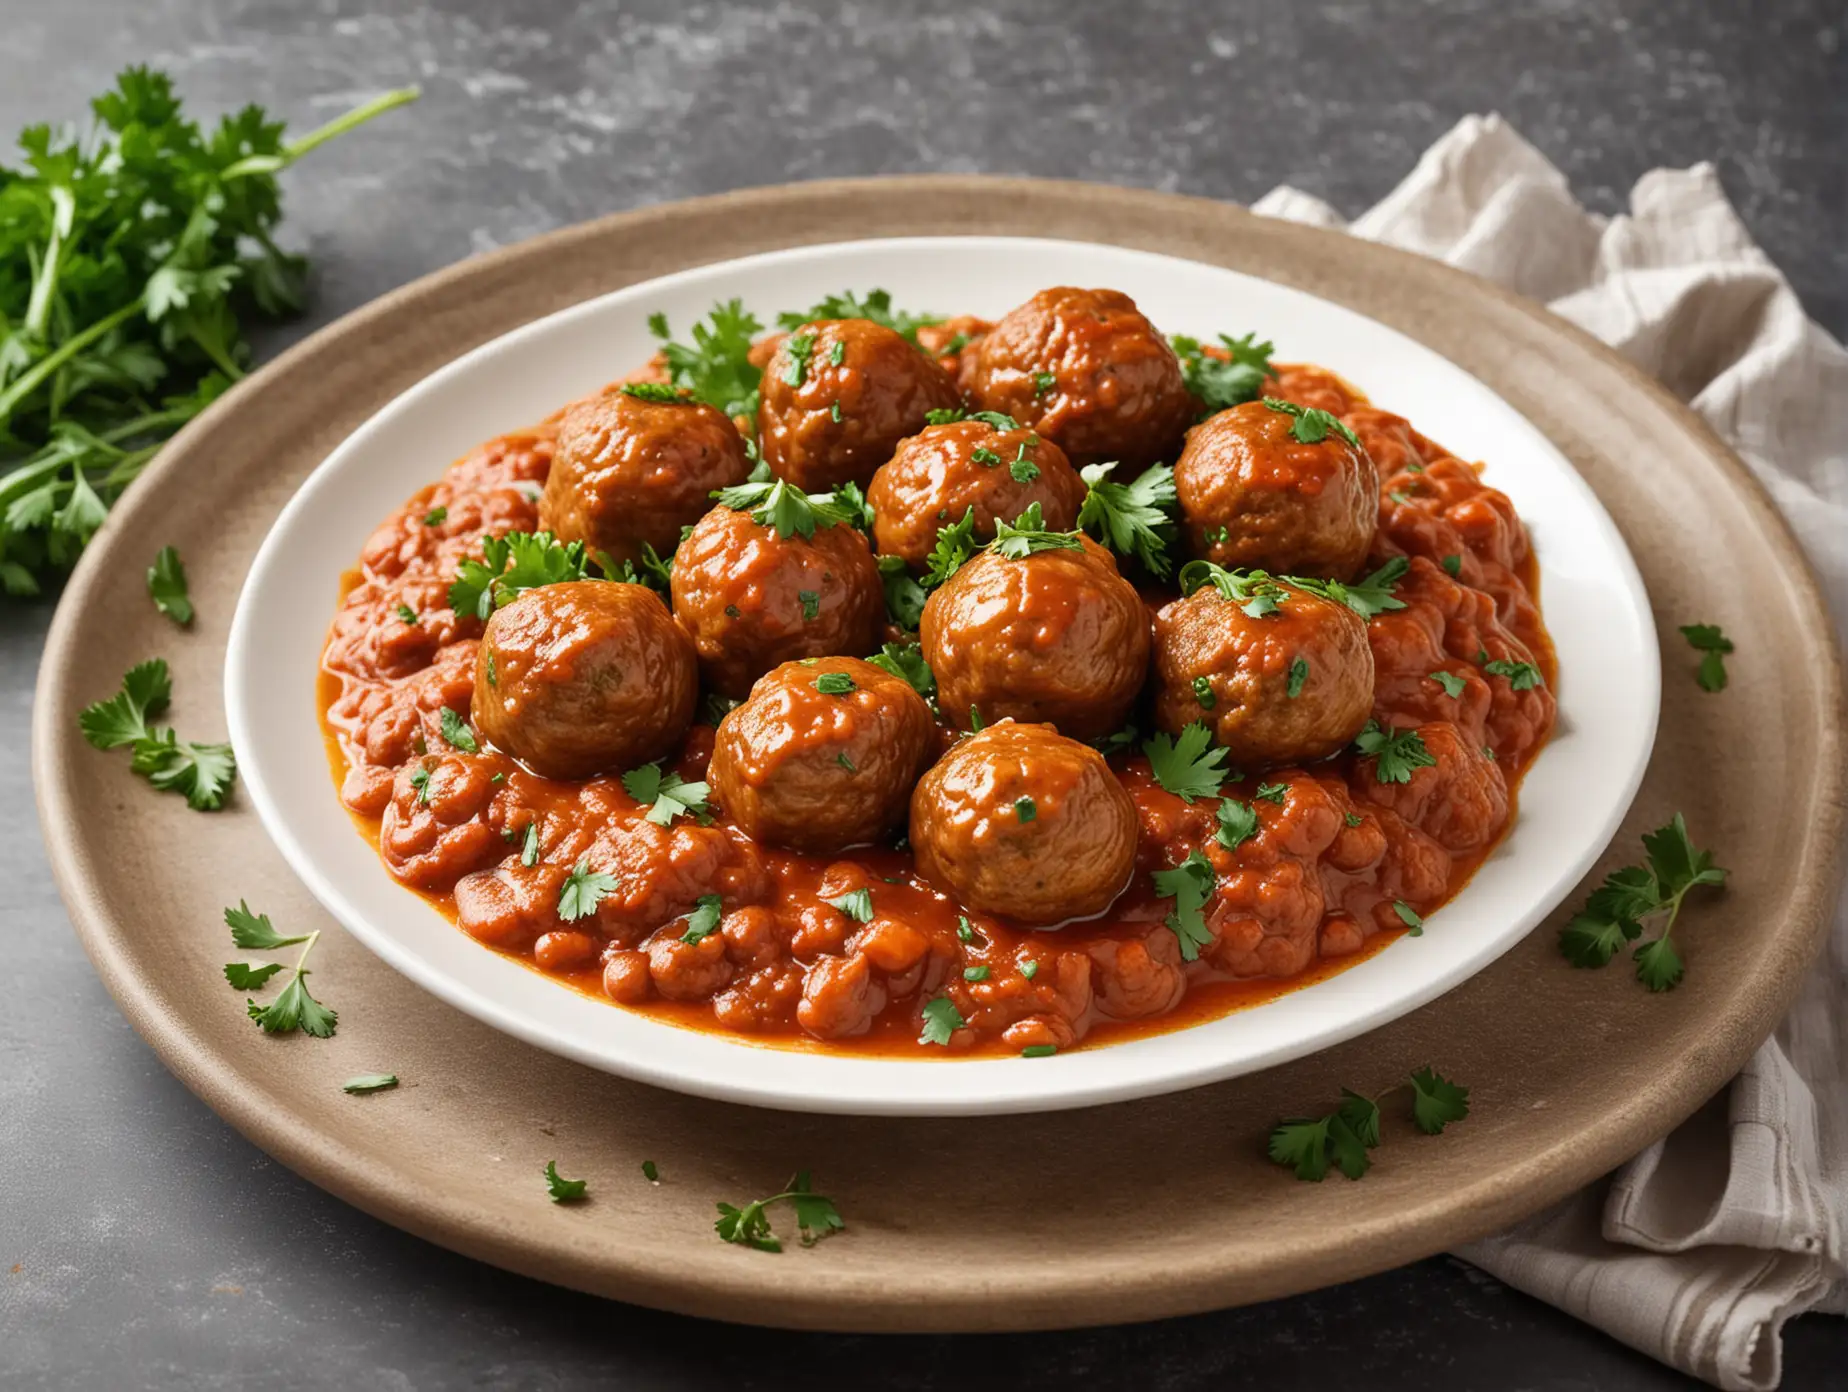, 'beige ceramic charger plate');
33,177,1847,1331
